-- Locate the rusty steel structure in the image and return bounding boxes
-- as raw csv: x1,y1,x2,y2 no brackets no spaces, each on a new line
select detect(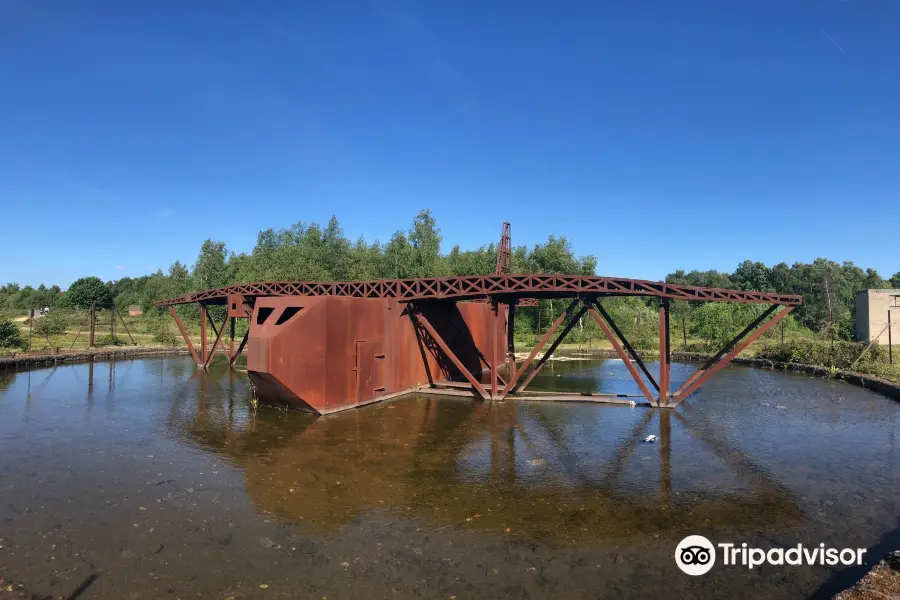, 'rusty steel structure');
156,224,801,415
